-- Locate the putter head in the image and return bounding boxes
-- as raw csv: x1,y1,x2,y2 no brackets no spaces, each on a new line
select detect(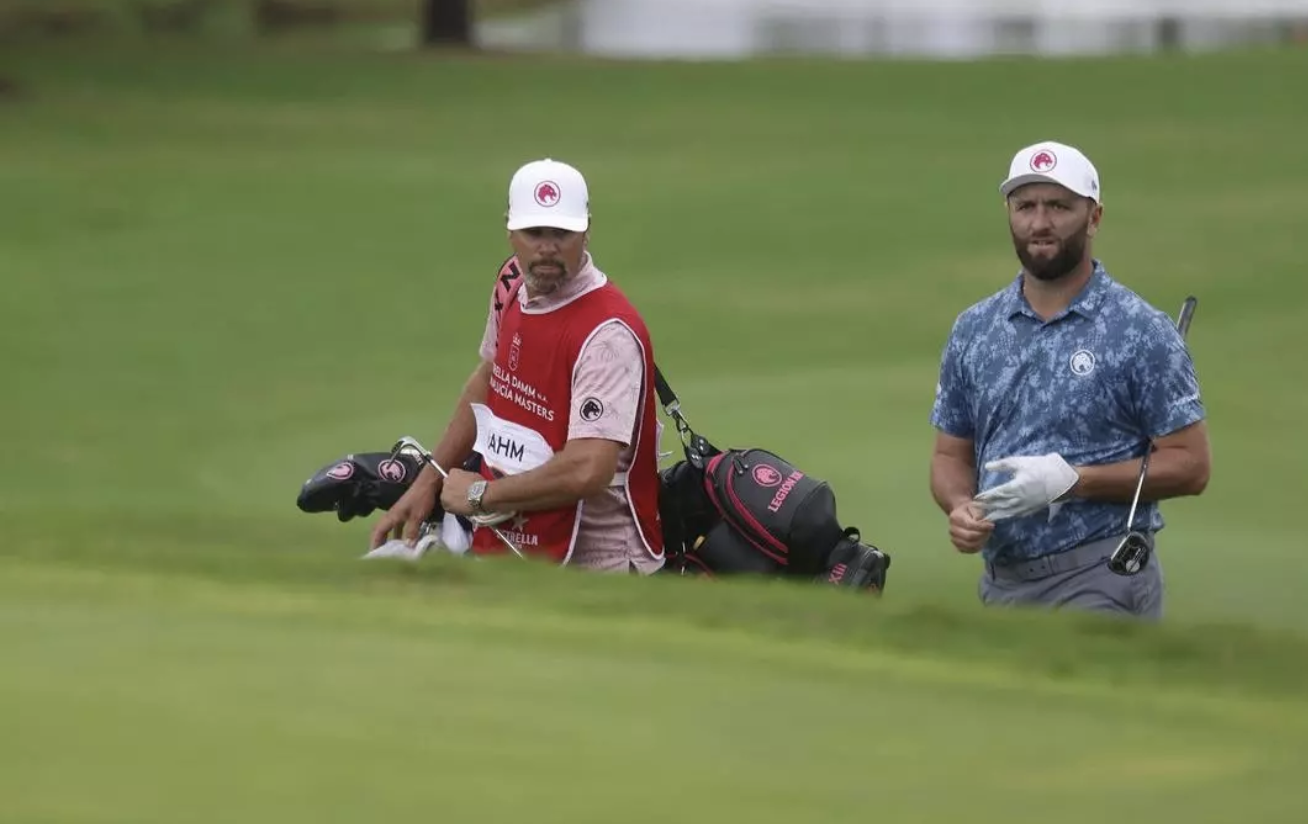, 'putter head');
1107,531,1151,576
